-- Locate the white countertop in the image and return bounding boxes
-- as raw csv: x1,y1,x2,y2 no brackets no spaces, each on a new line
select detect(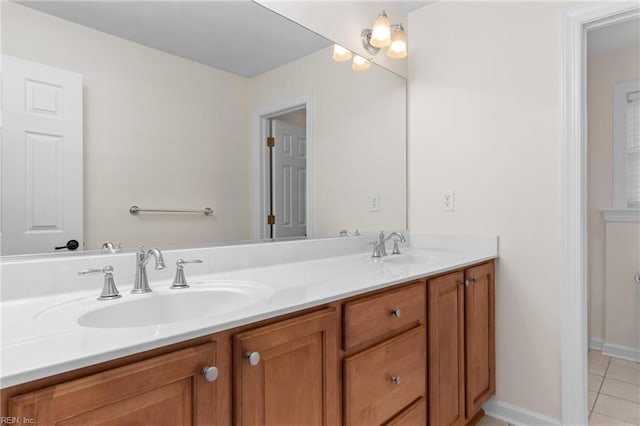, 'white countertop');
0,236,497,389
